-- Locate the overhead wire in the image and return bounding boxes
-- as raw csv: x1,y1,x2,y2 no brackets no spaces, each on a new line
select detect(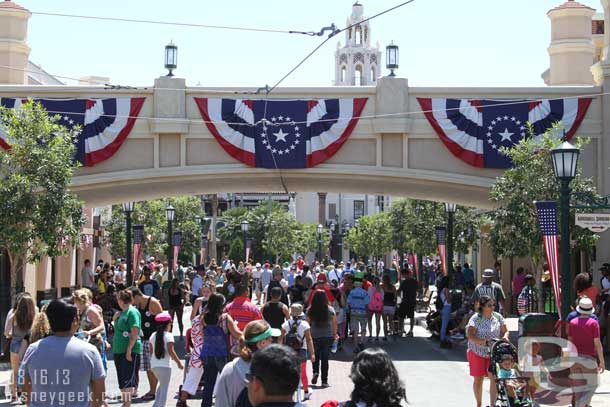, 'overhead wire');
29,11,317,36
